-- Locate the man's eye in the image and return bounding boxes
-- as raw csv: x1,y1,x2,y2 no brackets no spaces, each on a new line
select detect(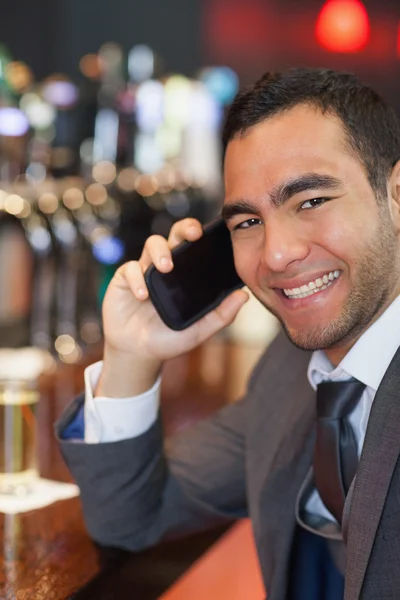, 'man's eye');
300,197,328,210
234,218,262,230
